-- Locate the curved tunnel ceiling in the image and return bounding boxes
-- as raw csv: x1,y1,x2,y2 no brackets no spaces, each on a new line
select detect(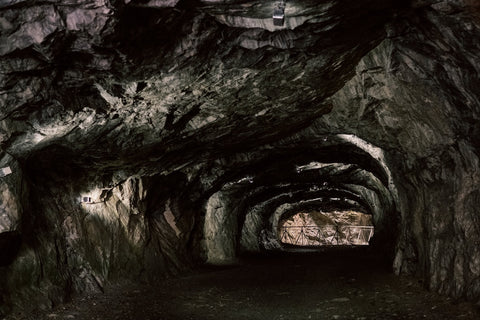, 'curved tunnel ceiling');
1,0,406,172
200,134,400,257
